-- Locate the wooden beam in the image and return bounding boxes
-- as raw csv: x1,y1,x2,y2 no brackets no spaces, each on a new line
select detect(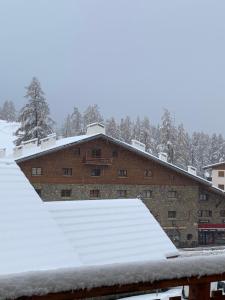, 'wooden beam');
189,283,210,300
15,272,225,300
